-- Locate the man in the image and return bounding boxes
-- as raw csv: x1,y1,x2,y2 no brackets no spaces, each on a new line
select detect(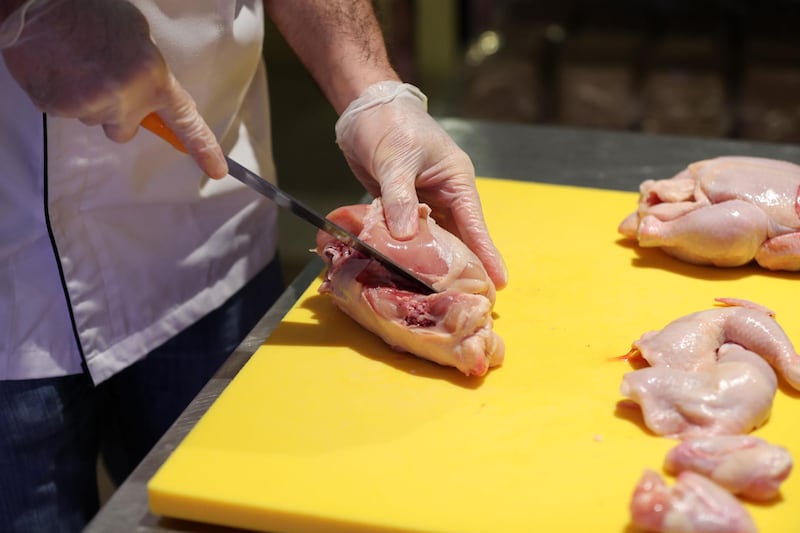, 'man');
0,1,507,531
